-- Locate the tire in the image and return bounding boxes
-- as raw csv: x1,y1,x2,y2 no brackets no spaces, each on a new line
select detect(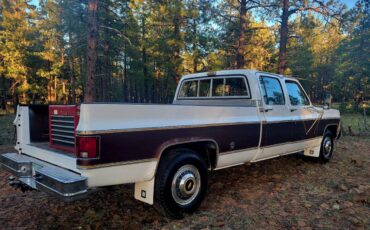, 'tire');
154,148,208,219
319,131,334,163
